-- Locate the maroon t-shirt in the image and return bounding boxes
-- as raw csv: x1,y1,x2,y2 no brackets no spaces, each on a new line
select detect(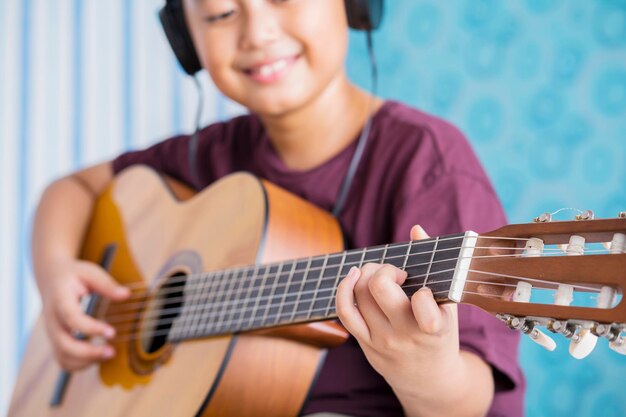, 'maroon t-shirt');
113,100,524,417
